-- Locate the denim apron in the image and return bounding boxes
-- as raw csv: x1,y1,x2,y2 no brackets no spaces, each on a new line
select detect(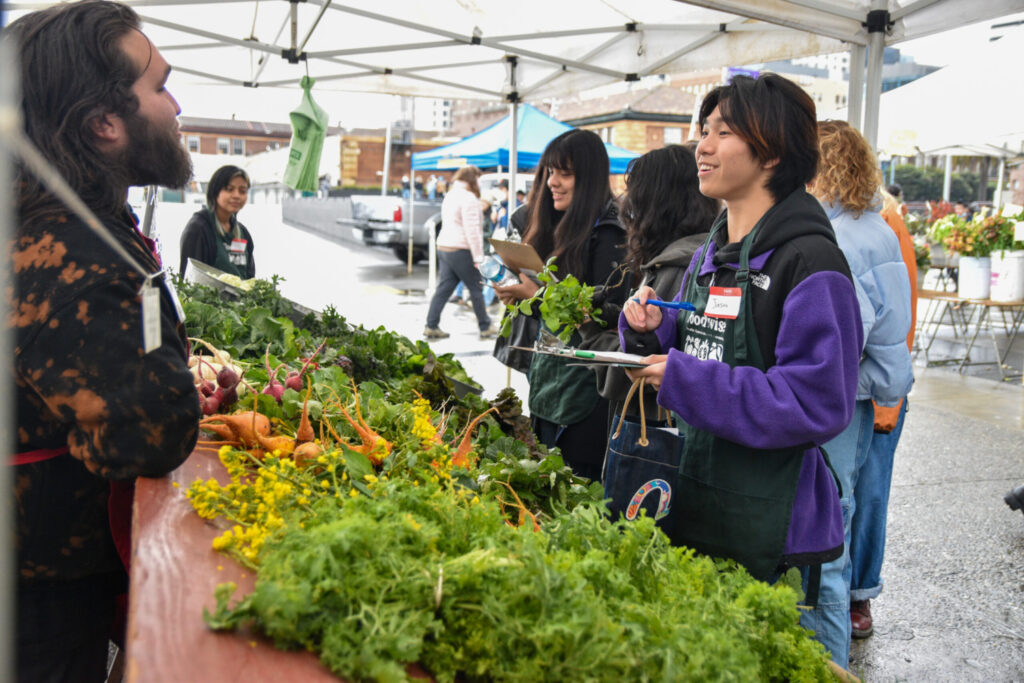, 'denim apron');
668,219,805,581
